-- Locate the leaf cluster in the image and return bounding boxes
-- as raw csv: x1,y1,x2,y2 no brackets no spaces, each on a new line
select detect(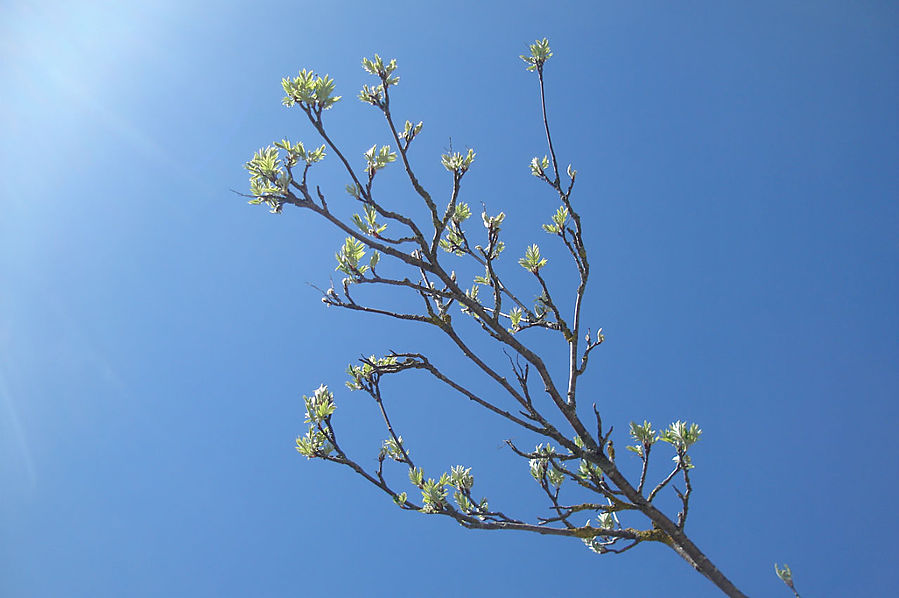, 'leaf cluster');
441,149,476,175
352,203,387,237
358,54,400,107
520,38,553,72
274,139,326,167
364,144,397,175
335,237,369,280
282,69,342,111
518,244,547,273
542,206,569,235
346,355,398,390
295,385,337,458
